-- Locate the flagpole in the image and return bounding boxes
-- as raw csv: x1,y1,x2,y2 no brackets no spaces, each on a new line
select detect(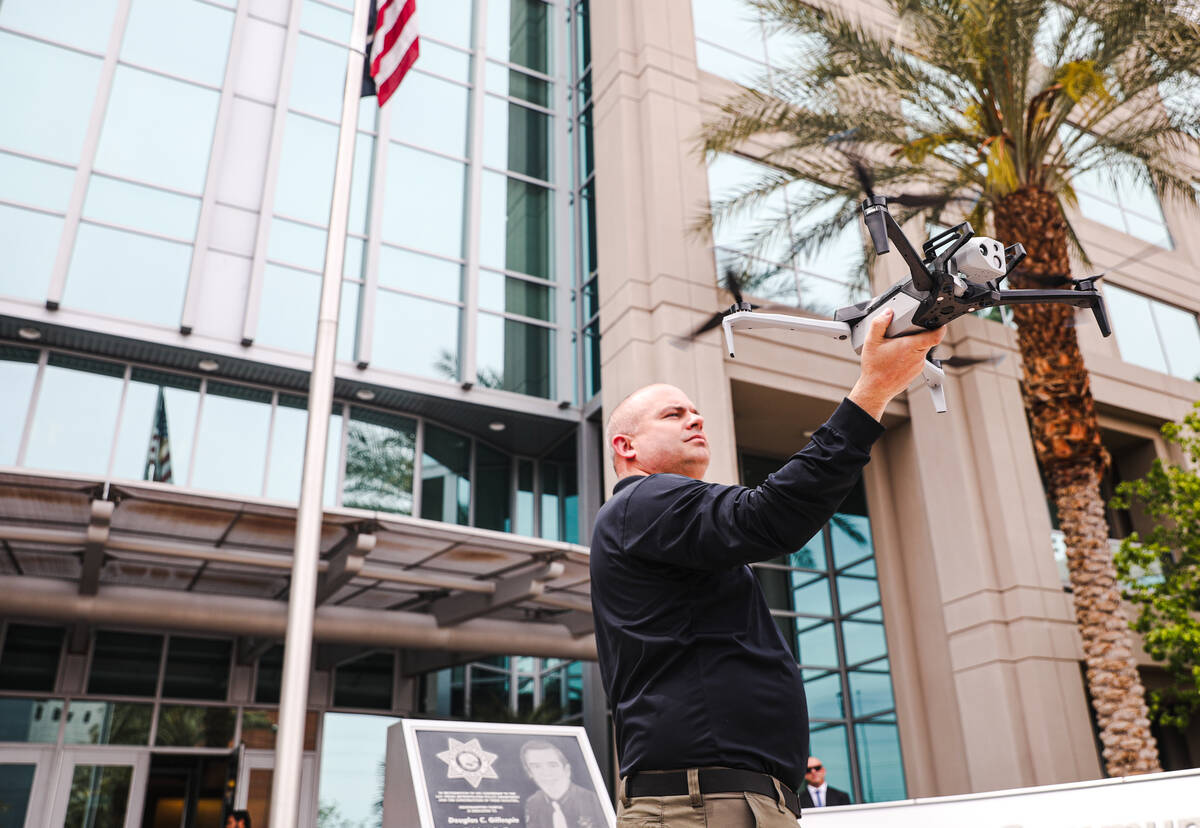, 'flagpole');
268,0,371,823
